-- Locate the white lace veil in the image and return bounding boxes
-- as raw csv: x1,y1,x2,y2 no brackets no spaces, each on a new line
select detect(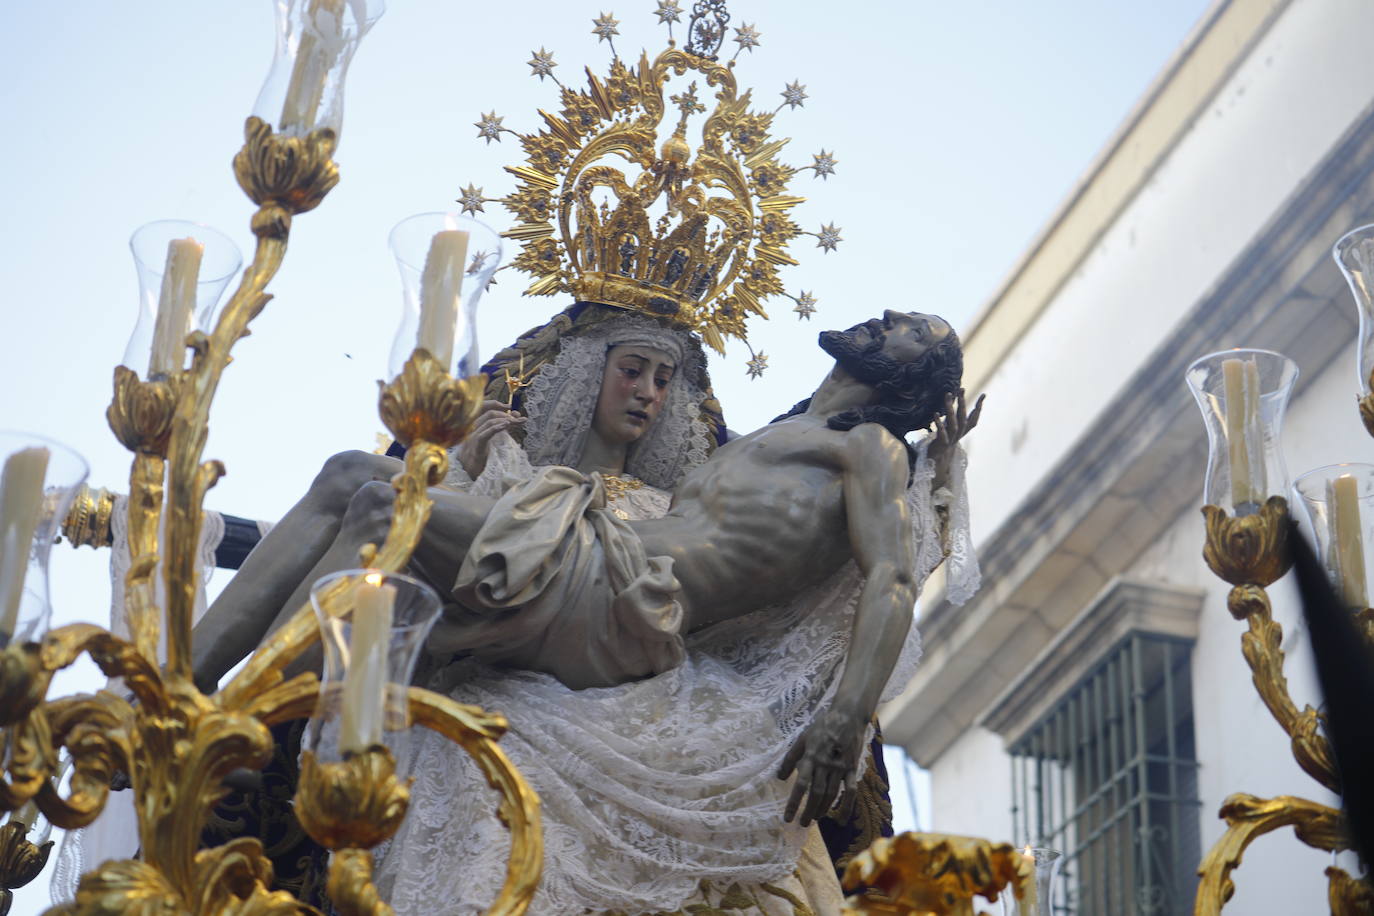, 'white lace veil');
519,313,715,489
